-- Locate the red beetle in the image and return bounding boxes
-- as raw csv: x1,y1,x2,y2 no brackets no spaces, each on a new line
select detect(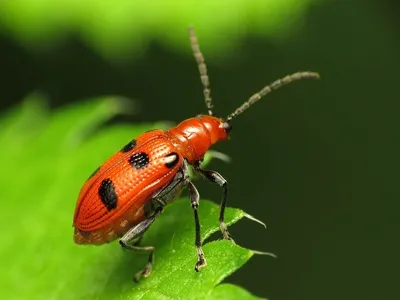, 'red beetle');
73,27,319,281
